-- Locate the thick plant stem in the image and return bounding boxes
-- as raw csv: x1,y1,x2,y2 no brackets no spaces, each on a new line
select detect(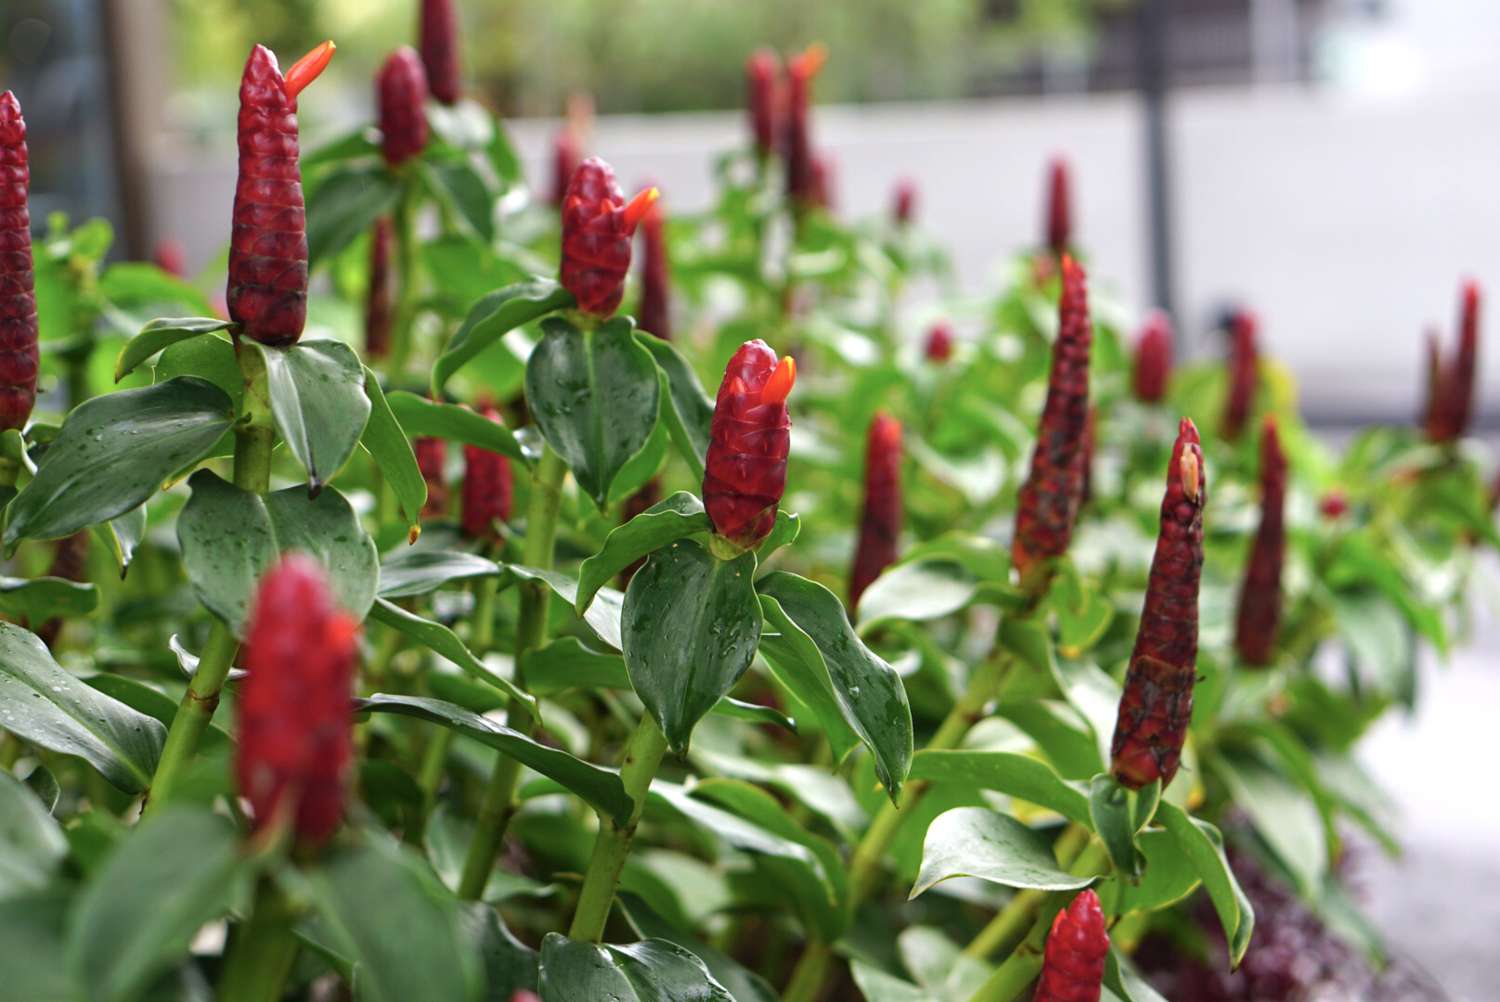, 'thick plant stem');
218,876,299,1002
782,941,832,1002
962,823,1091,960
567,713,669,941
145,347,275,815
457,447,567,899
387,180,419,377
